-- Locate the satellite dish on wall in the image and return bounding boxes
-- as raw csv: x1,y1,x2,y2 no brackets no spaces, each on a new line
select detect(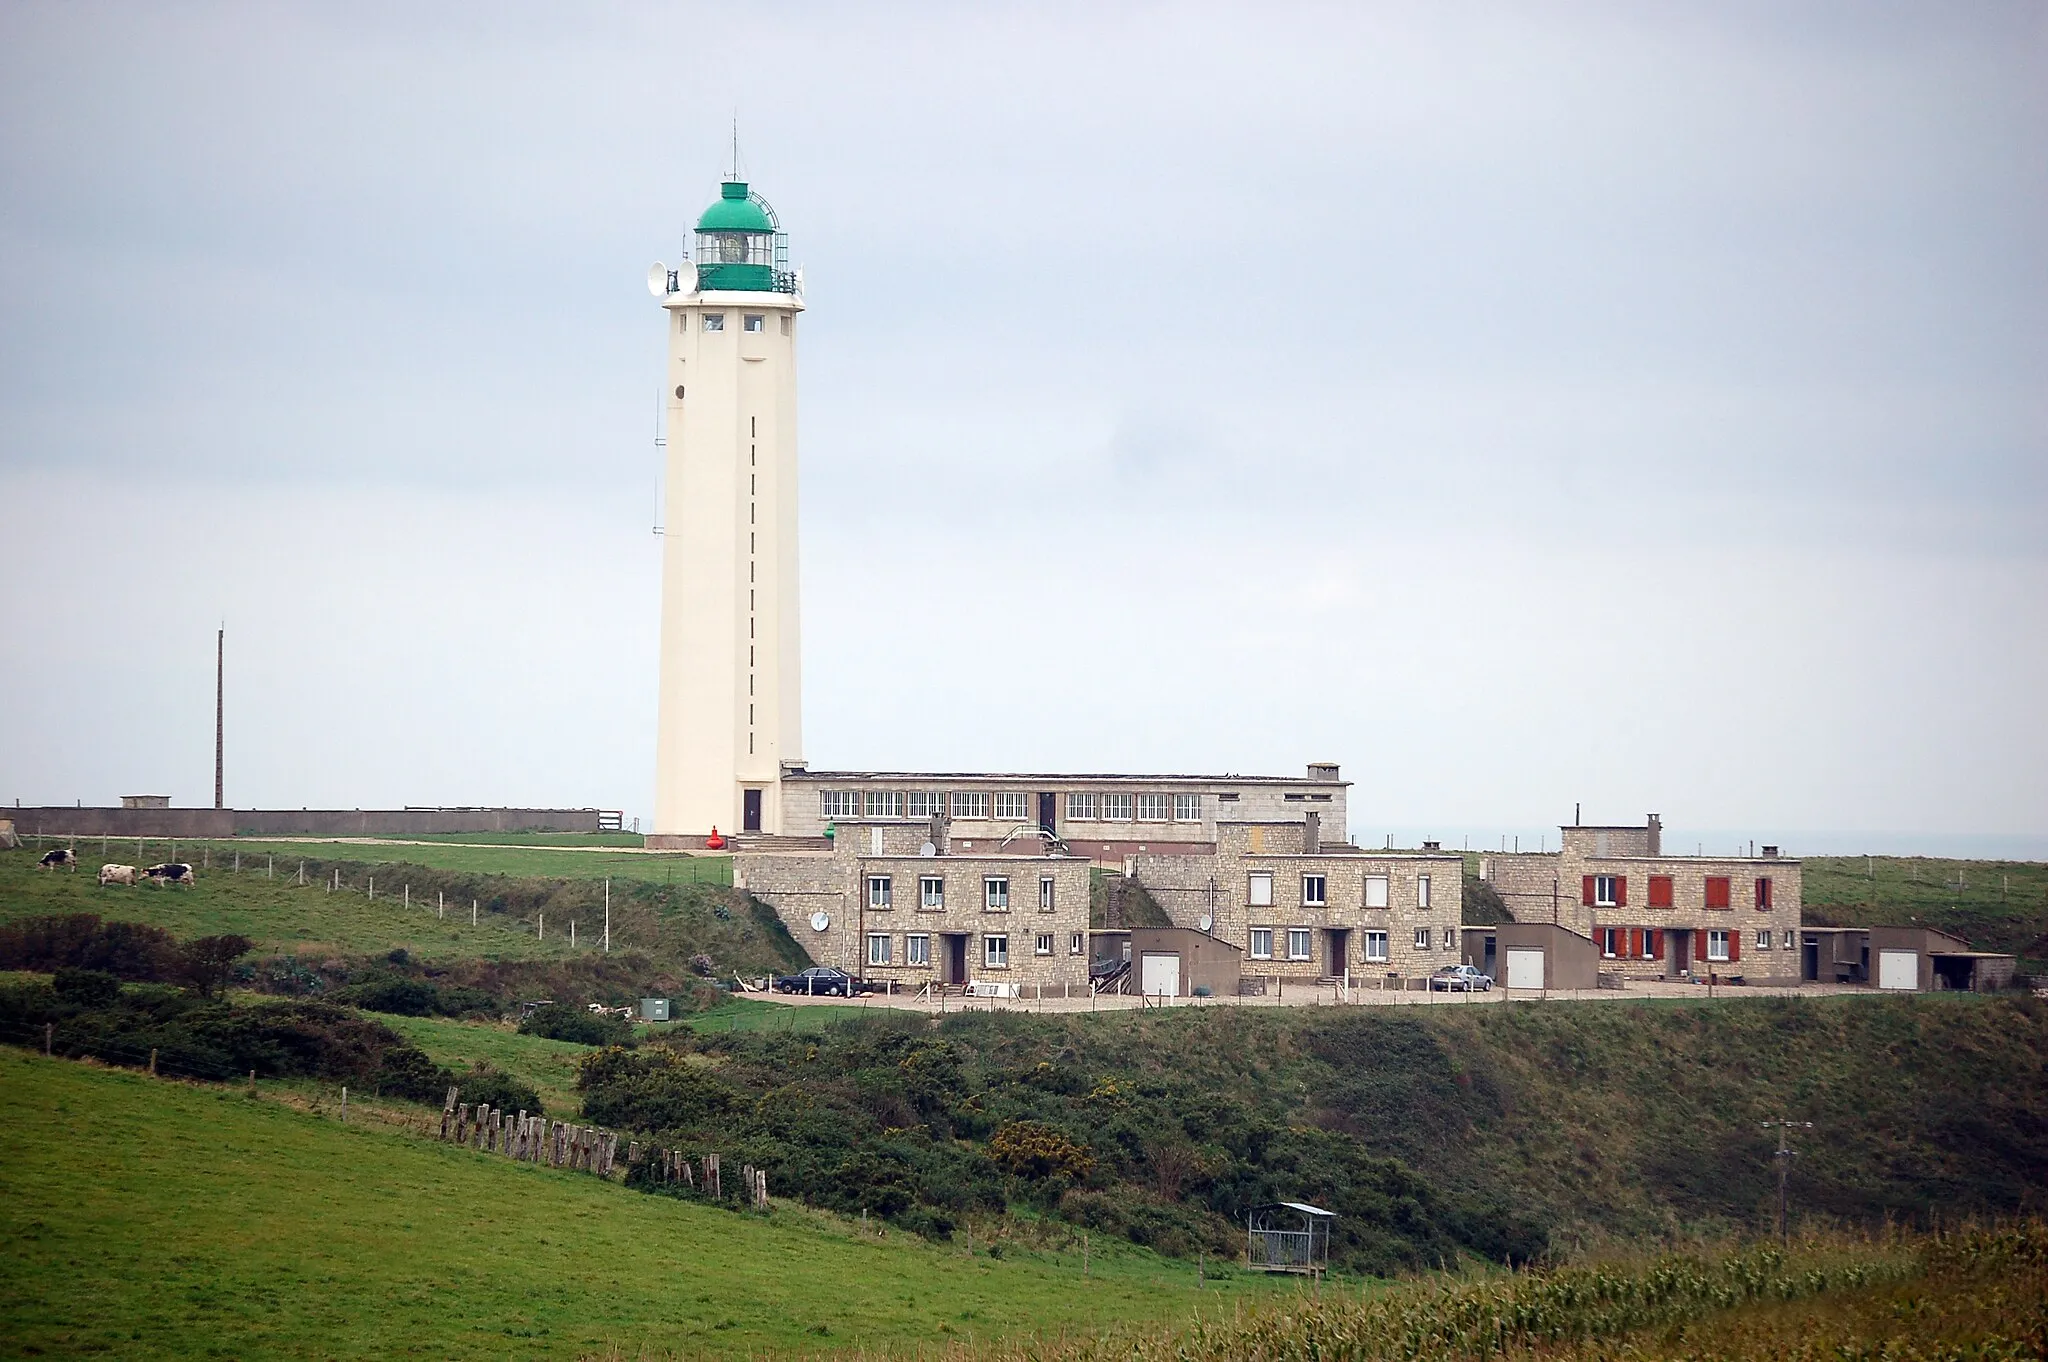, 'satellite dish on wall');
646,263,668,298
808,911,831,933
918,841,937,858
673,261,696,294
1198,914,1214,933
